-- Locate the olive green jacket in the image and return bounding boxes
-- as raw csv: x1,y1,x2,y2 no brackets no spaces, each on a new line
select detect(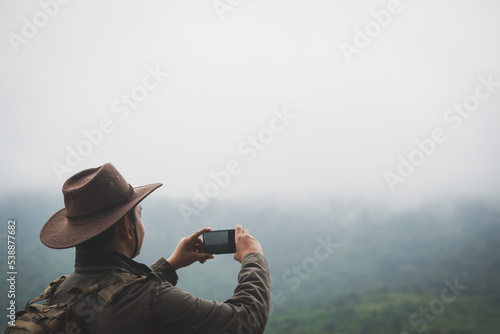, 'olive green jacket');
48,248,271,333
